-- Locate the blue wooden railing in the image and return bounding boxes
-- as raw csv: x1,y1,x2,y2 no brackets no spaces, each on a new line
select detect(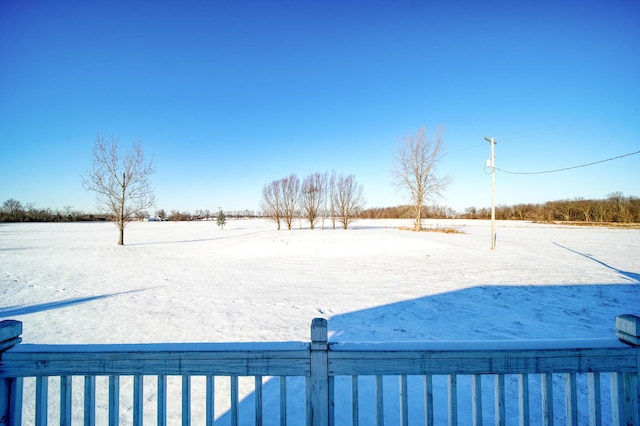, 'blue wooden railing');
1,315,638,425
